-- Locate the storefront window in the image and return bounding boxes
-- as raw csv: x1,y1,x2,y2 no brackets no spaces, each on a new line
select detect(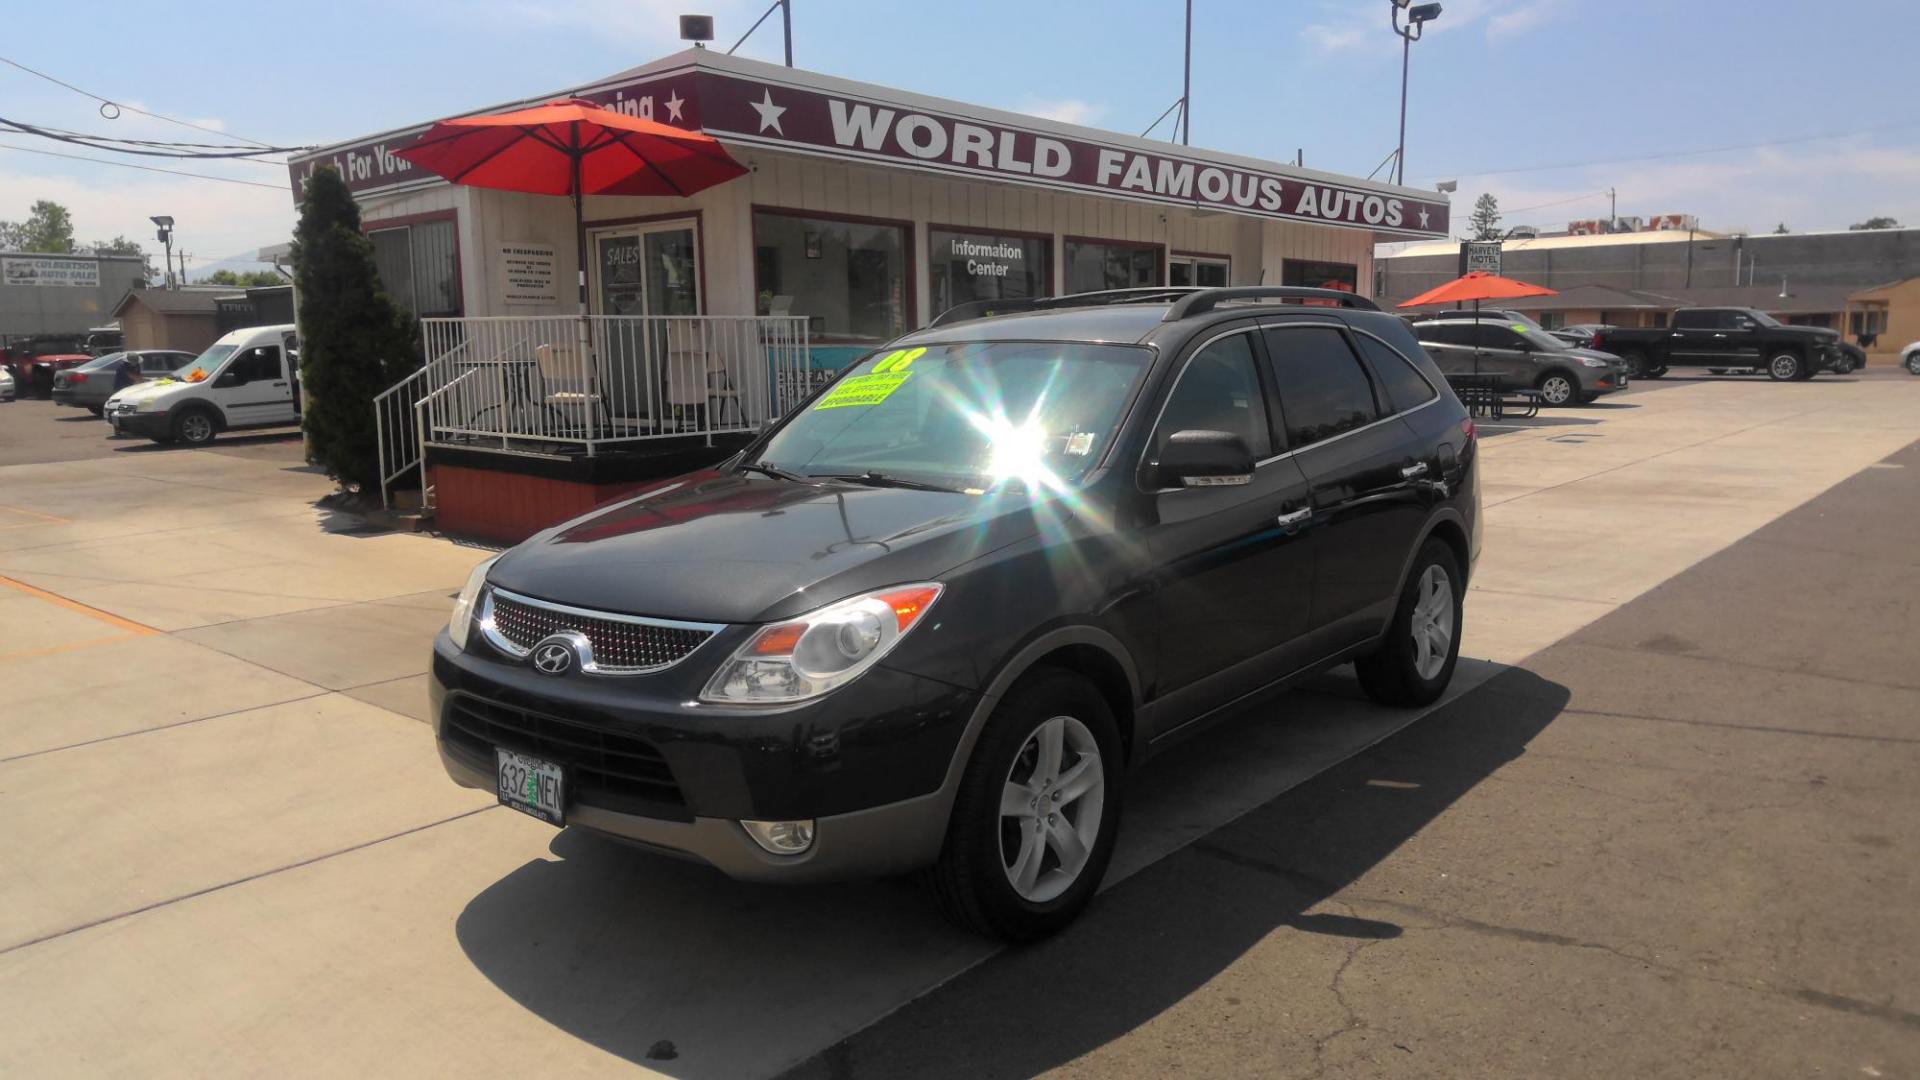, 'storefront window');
1064,239,1161,294
929,229,1053,316
753,210,910,342
368,218,460,318
1170,255,1229,288
1281,259,1359,294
